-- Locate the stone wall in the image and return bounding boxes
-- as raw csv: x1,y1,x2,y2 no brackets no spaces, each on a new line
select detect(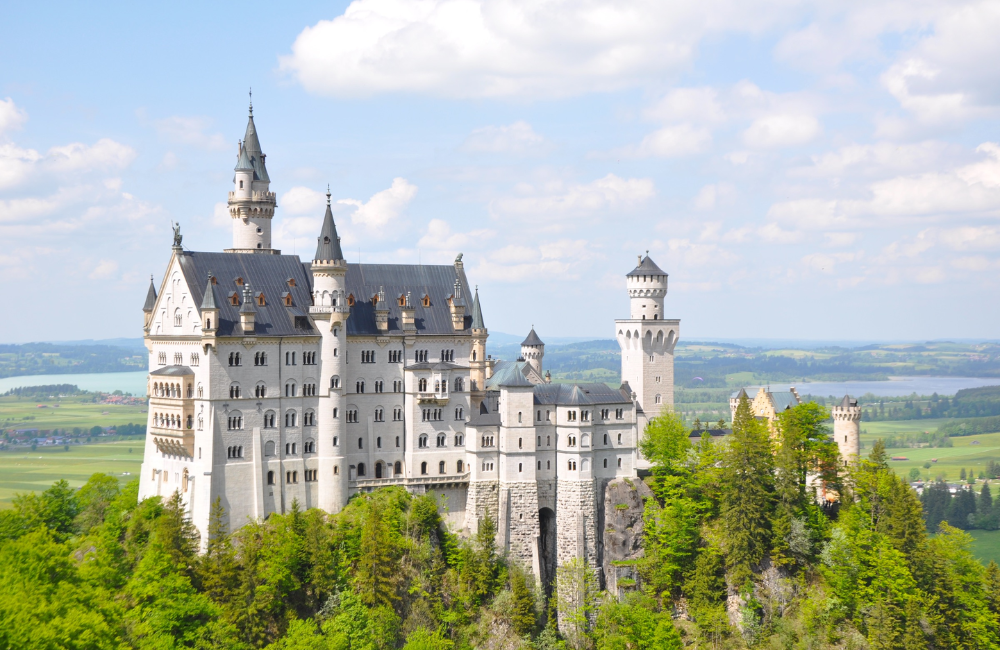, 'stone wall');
503,481,541,576
602,477,652,595
556,479,598,568
464,479,499,534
